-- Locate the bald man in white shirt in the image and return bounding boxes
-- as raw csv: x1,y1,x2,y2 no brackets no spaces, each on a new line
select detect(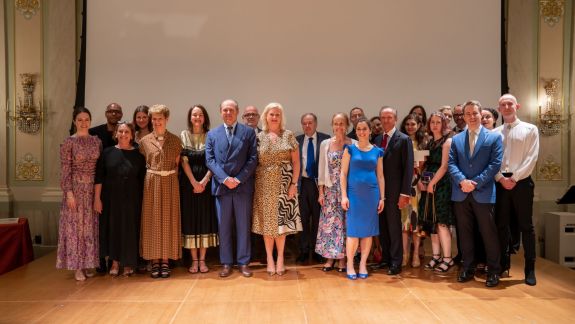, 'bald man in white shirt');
494,94,539,286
